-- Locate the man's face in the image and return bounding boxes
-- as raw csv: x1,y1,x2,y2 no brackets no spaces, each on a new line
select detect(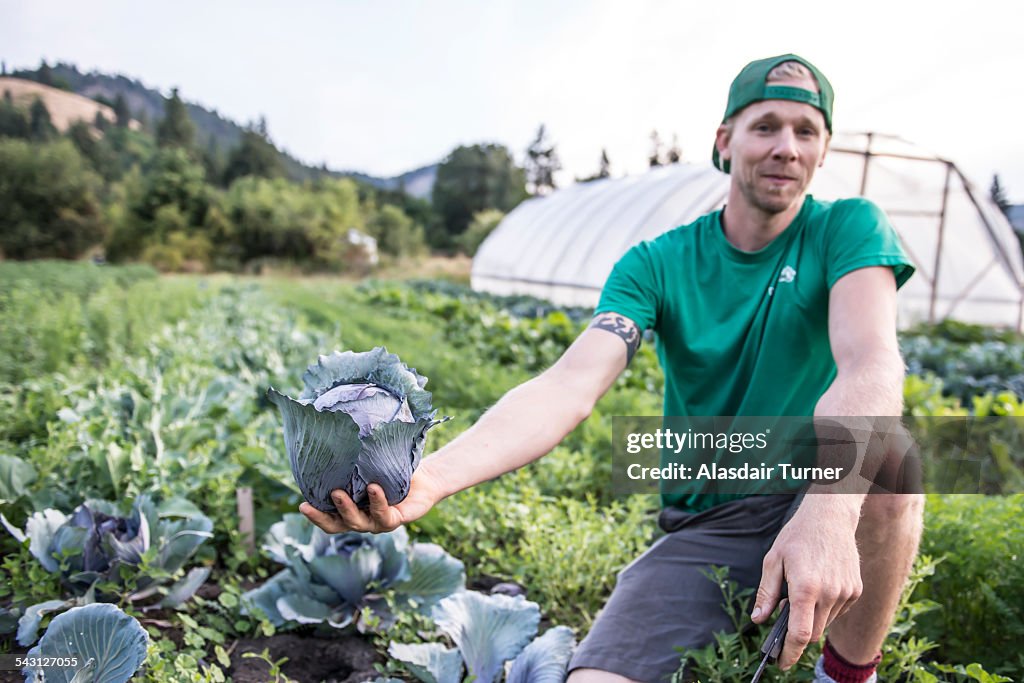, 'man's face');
715,75,830,215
